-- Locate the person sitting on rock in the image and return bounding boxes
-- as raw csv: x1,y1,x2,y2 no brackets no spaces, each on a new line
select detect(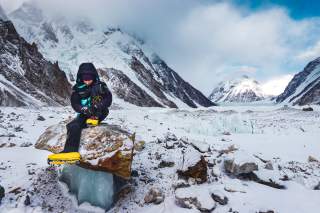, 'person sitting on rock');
61,62,112,153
